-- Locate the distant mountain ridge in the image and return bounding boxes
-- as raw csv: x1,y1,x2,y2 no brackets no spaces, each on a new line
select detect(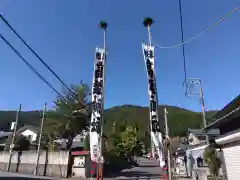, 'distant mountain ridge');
0,104,217,137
